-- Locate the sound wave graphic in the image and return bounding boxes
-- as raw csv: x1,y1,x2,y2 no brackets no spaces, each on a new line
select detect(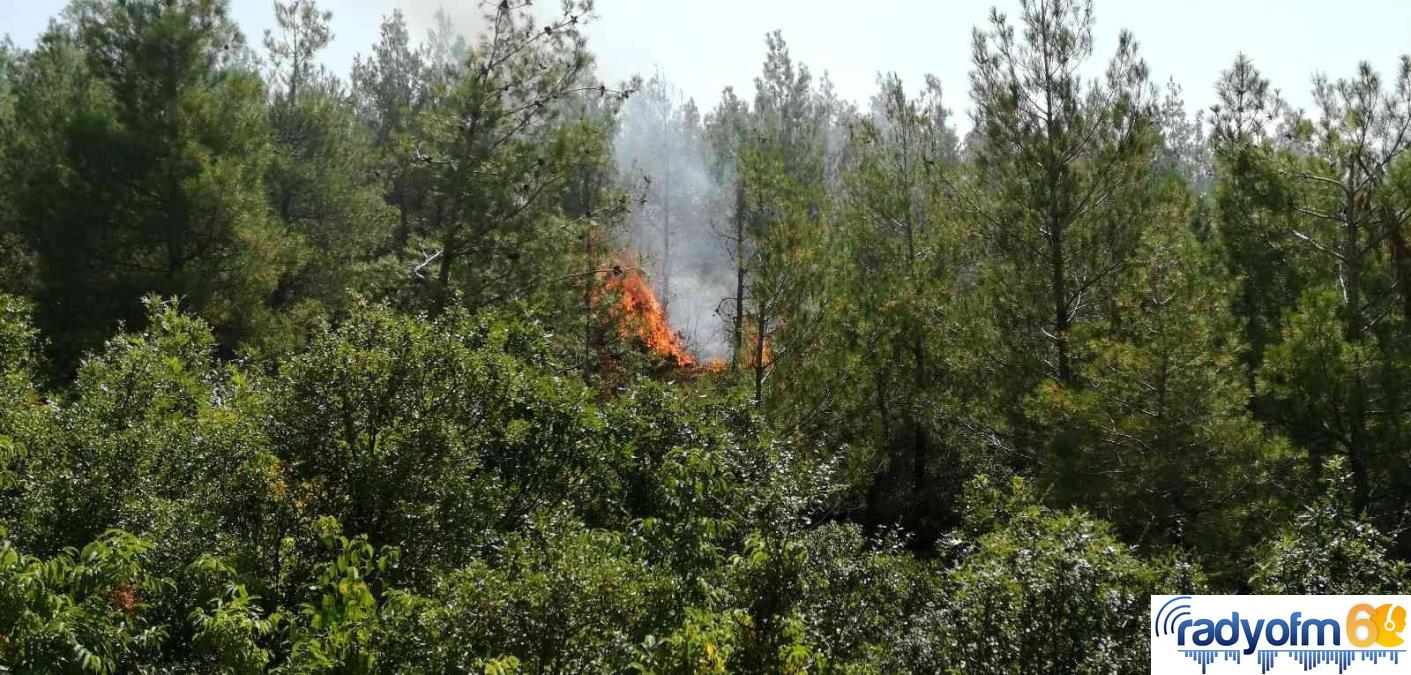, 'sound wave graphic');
1181,649,1242,673
1256,649,1402,674
1181,649,1405,674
